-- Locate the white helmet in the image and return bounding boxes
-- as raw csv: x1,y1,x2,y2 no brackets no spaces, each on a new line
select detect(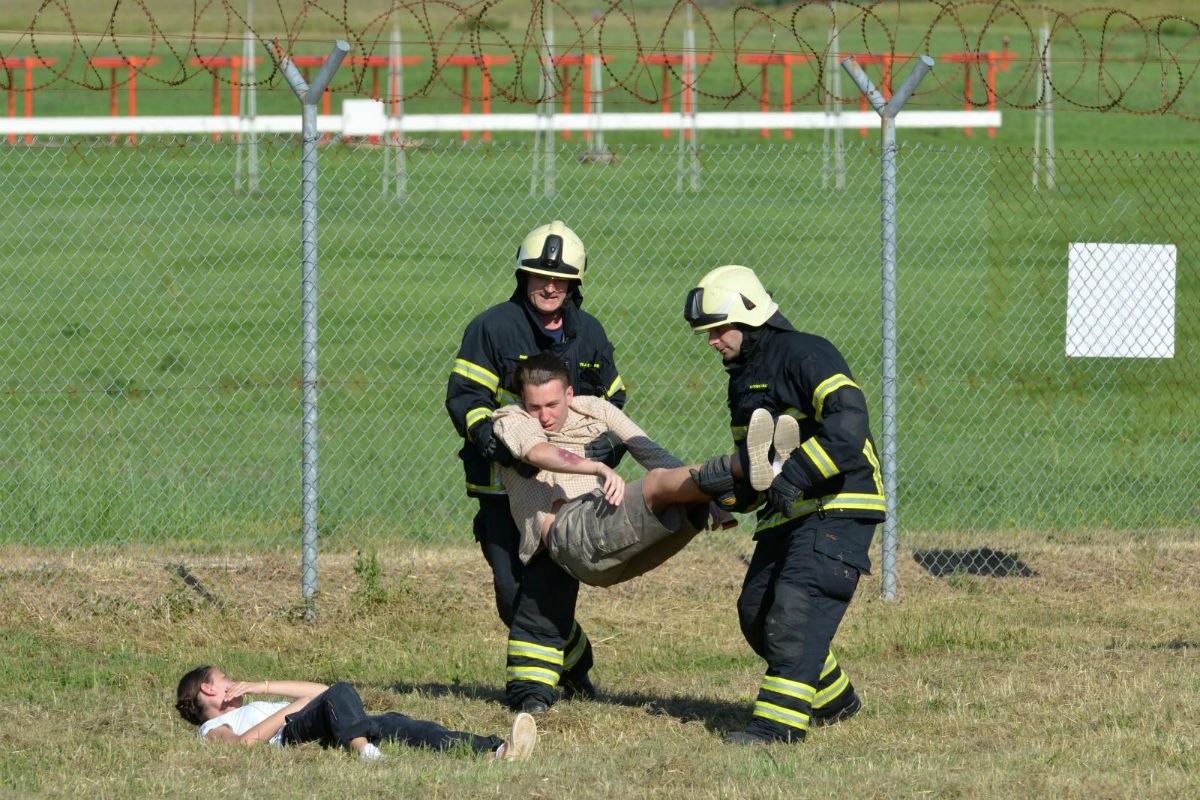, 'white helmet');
684,265,779,331
515,220,587,282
